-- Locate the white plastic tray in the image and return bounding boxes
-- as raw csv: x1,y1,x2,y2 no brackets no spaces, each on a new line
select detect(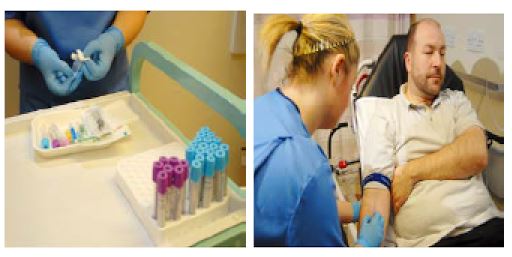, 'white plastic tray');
31,100,139,158
116,143,245,247
6,92,186,246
